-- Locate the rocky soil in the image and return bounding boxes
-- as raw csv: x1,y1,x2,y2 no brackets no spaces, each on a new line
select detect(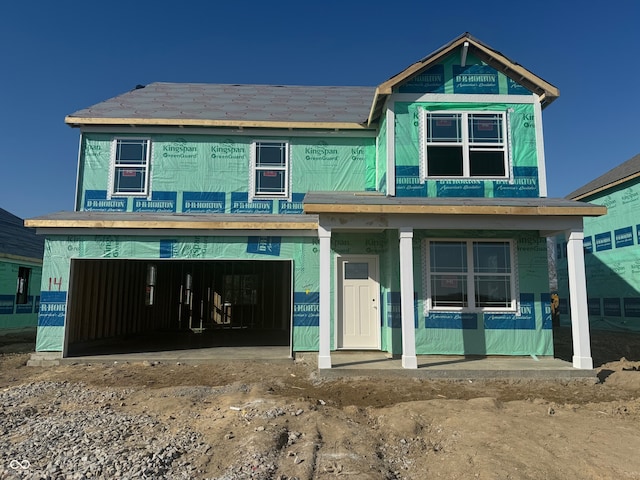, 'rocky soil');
1,327,640,479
